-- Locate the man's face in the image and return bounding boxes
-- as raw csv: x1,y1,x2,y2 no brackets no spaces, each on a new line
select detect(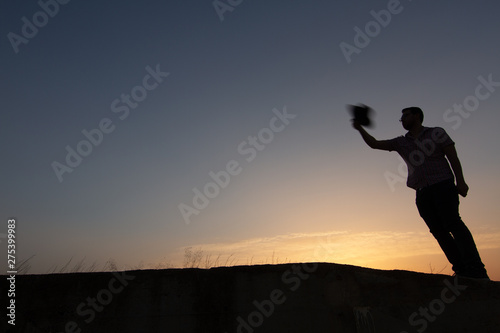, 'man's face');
400,110,416,130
